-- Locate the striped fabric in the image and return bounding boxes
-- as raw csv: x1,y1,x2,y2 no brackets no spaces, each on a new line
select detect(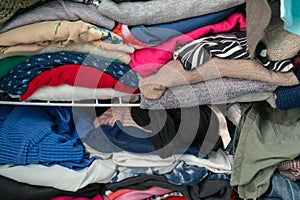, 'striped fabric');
174,31,294,72
71,0,101,6
147,191,184,200
94,107,135,127
93,107,151,133
255,41,294,72
278,159,300,171
174,31,250,70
